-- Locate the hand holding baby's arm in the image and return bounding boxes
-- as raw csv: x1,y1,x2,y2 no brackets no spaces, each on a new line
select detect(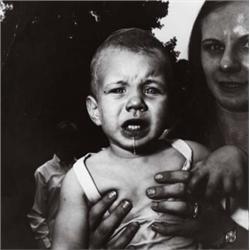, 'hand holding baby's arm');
53,170,138,250
52,169,89,250
188,145,247,199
